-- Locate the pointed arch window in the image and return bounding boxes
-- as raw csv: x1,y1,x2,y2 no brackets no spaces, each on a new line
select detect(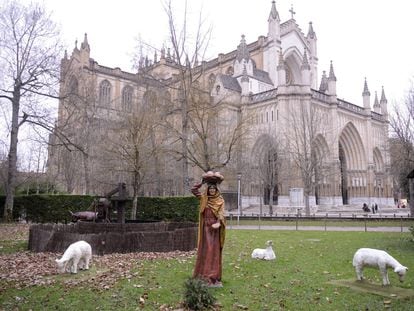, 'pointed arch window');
99,80,111,106
68,76,79,104
69,76,78,95
226,66,234,76
143,90,157,112
208,74,216,90
122,86,133,112
285,65,293,85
